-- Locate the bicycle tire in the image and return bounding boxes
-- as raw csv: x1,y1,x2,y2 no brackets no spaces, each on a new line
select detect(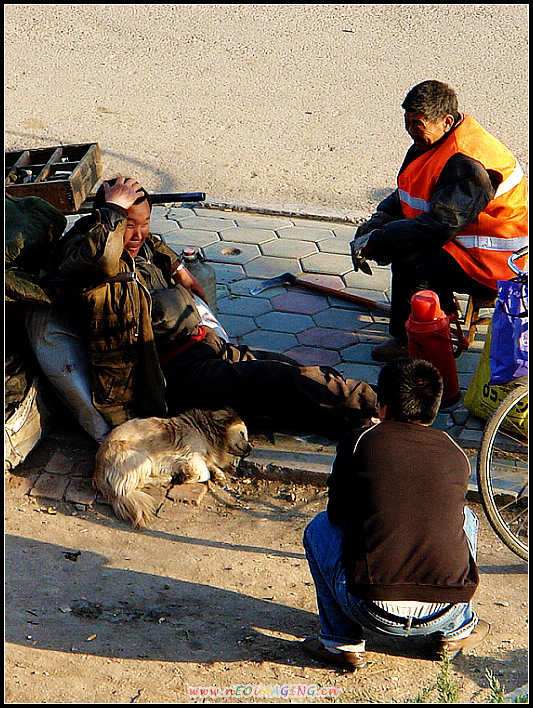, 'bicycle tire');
476,385,528,561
